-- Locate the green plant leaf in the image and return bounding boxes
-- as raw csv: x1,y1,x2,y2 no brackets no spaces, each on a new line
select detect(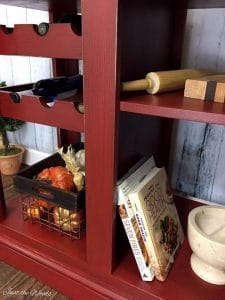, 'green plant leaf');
0,81,24,154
